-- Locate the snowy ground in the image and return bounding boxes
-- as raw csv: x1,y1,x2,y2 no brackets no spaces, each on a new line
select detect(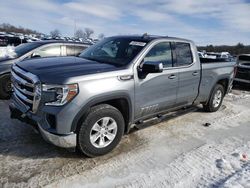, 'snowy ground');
0,46,14,57
0,87,250,188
